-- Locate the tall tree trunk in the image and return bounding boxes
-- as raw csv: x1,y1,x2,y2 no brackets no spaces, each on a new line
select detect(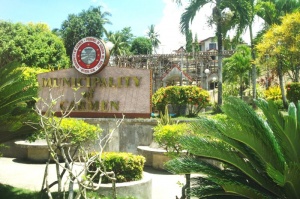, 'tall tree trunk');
240,75,243,99
296,64,299,82
216,0,223,106
249,23,257,106
277,60,288,108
